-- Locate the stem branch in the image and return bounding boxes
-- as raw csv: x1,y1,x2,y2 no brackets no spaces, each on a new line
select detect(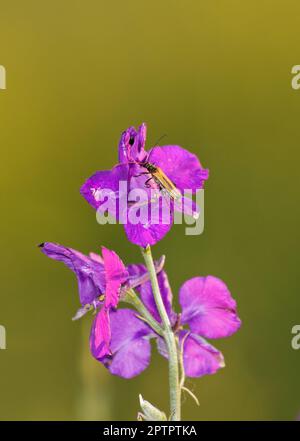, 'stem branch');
124,288,164,337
